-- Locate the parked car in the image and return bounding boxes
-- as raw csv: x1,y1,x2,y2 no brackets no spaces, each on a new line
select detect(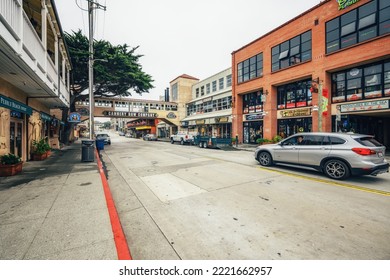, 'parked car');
143,134,157,141
96,133,111,145
125,132,132,138
254,132,389,180
118,131,125,136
